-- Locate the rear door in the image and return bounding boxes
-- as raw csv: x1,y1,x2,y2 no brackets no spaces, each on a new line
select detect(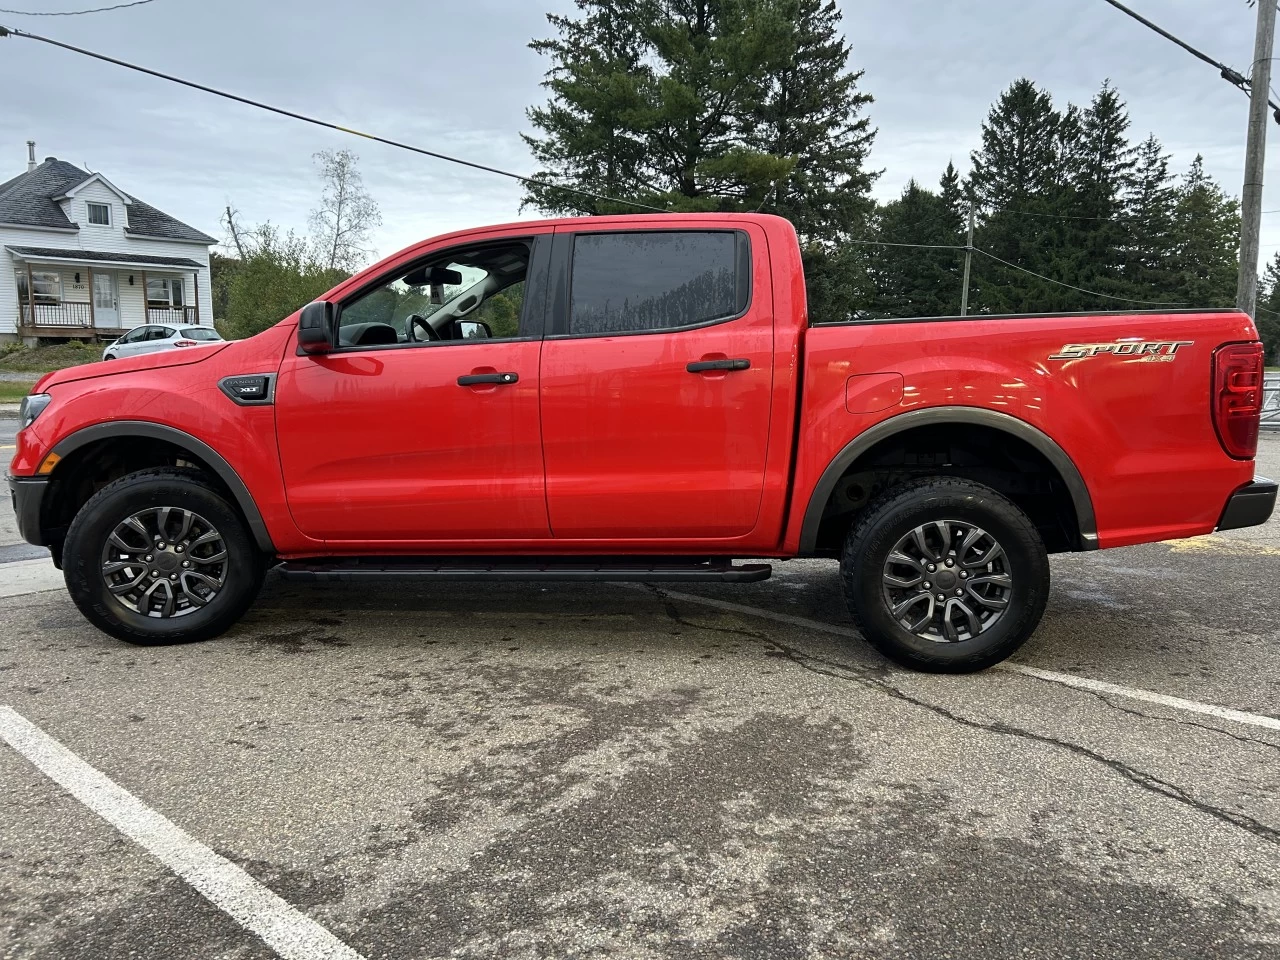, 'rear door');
539,225,774,540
